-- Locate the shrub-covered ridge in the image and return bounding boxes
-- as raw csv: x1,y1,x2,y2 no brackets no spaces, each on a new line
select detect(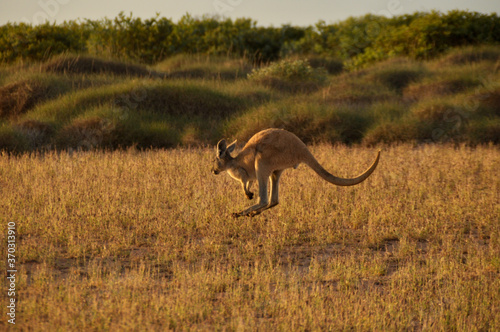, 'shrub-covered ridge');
0,45,499,152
